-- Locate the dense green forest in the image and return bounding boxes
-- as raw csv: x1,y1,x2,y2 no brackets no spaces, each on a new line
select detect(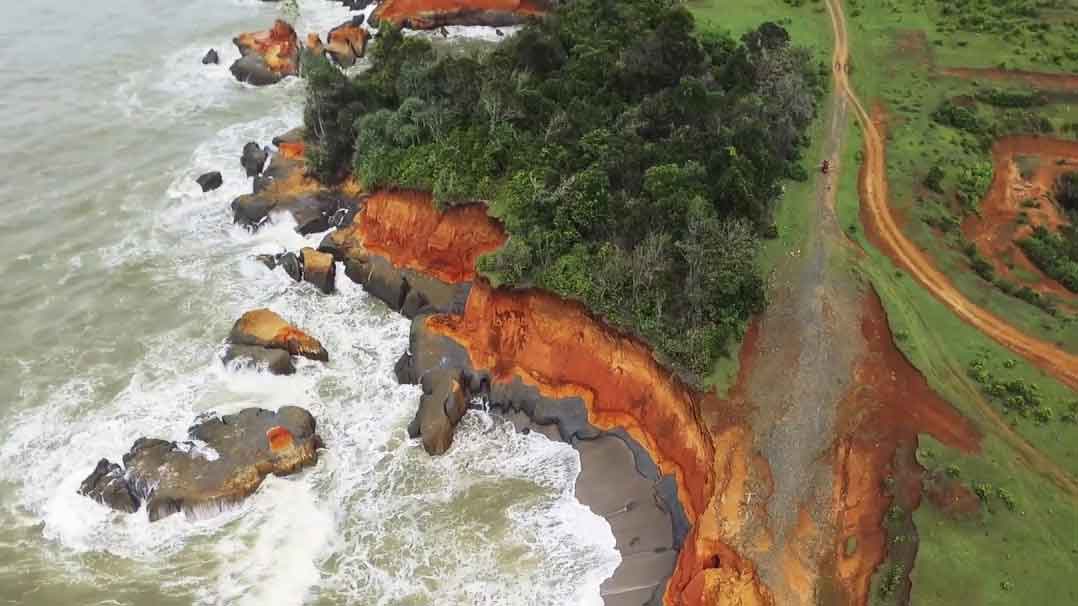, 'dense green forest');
302,0,823,377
